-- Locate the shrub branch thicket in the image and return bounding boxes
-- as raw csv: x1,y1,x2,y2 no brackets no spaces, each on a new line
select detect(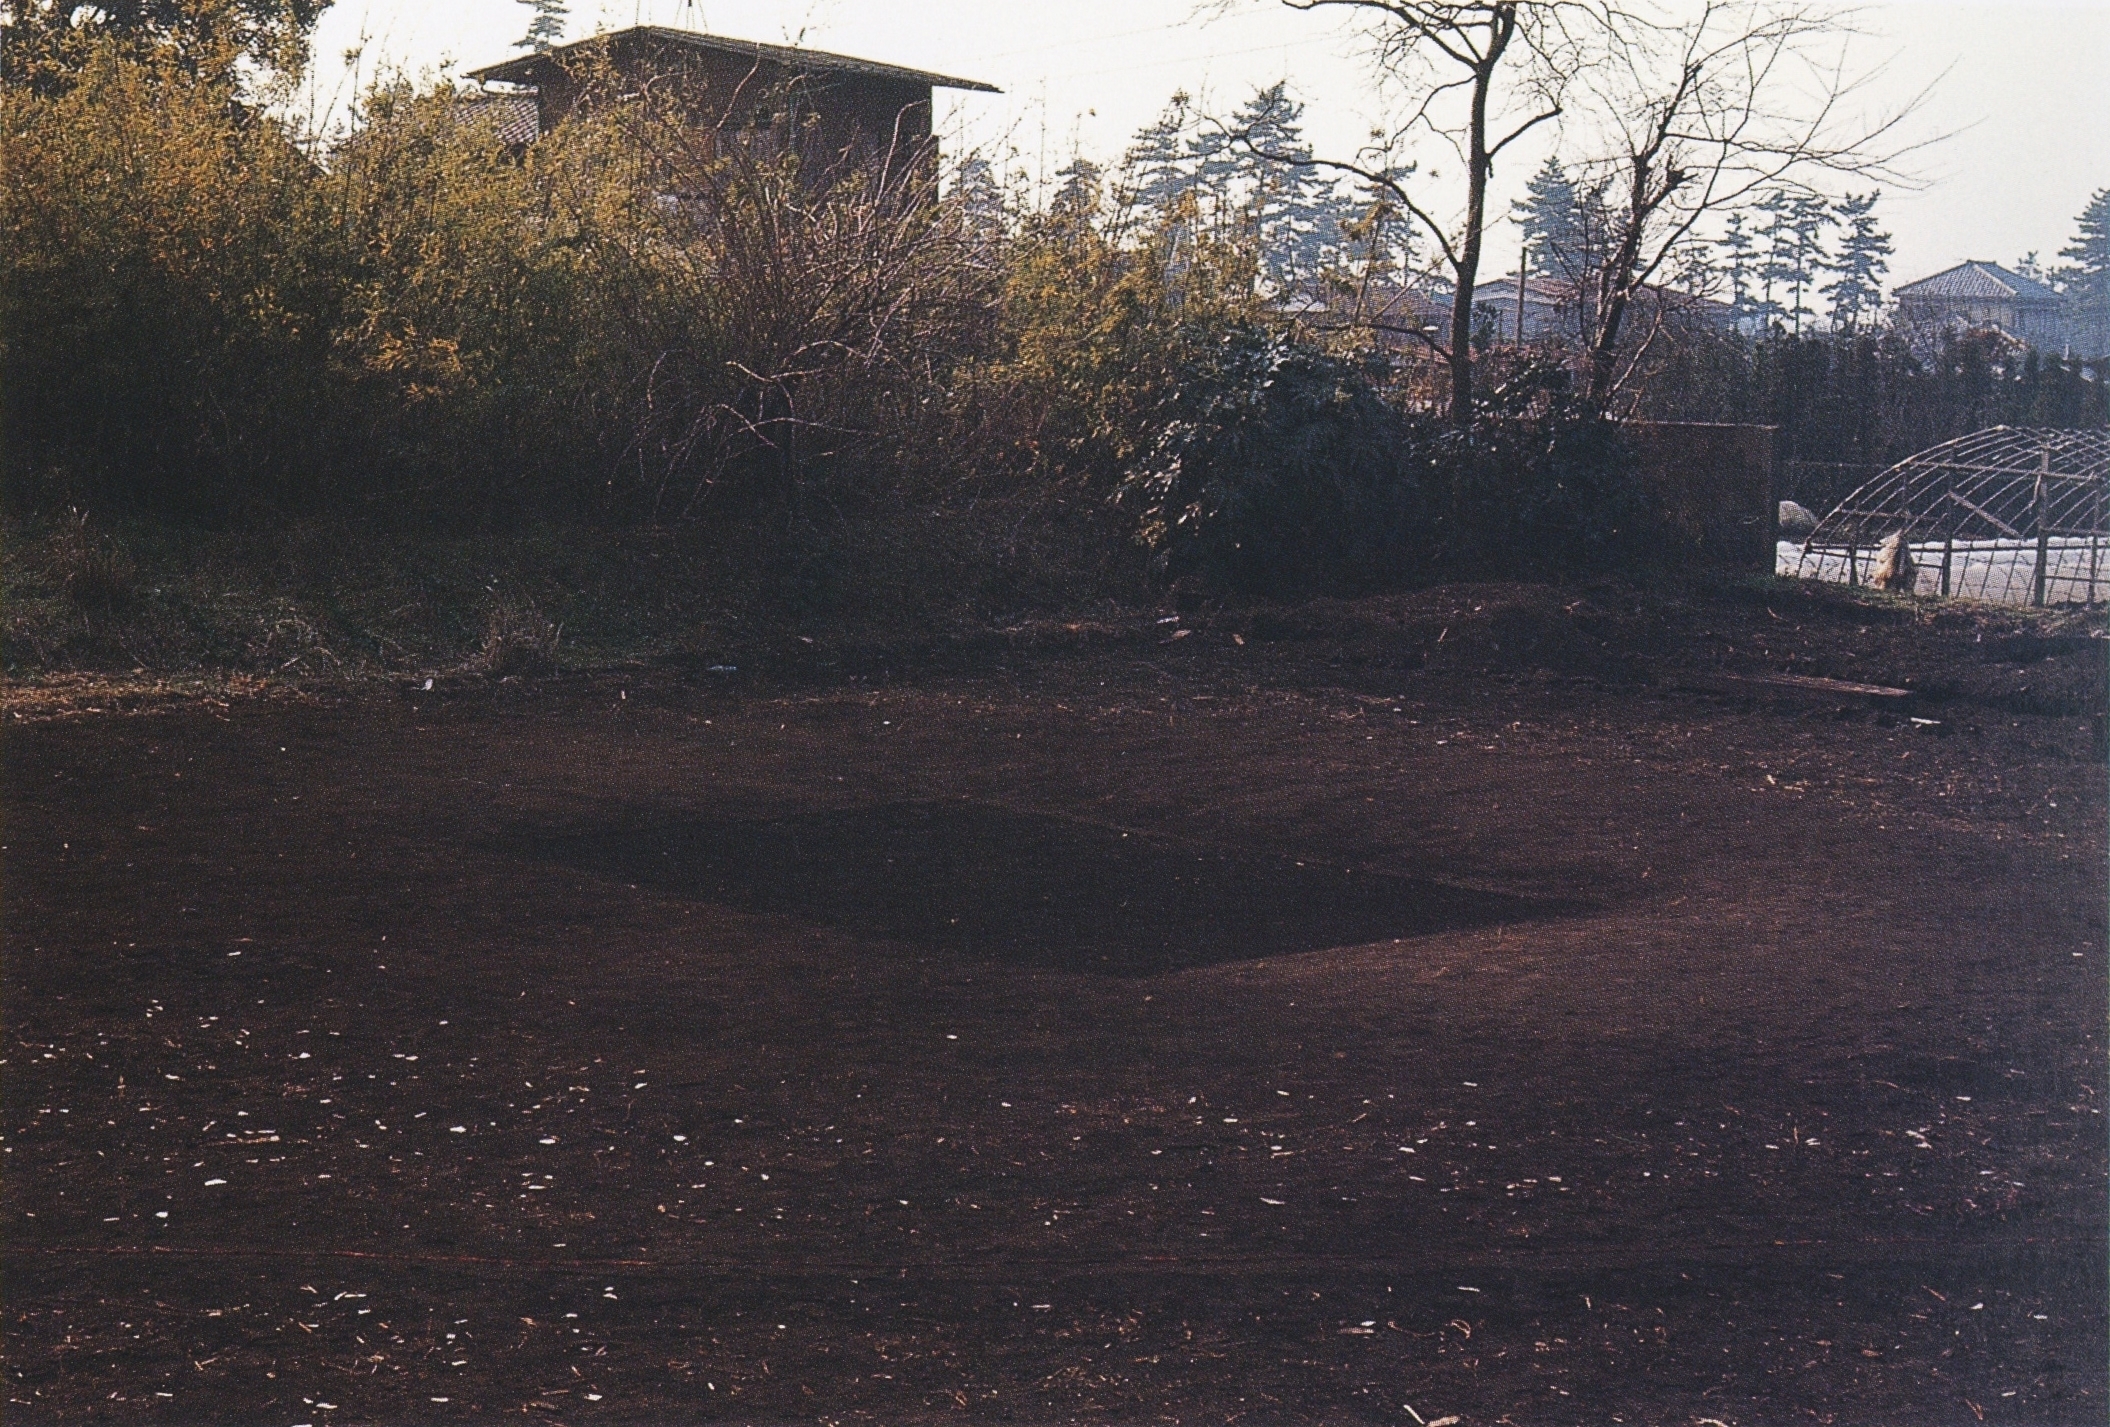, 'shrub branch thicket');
1,37,345,514
1116,329,1429,597
4,29,1665,604
609,113,1007,527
